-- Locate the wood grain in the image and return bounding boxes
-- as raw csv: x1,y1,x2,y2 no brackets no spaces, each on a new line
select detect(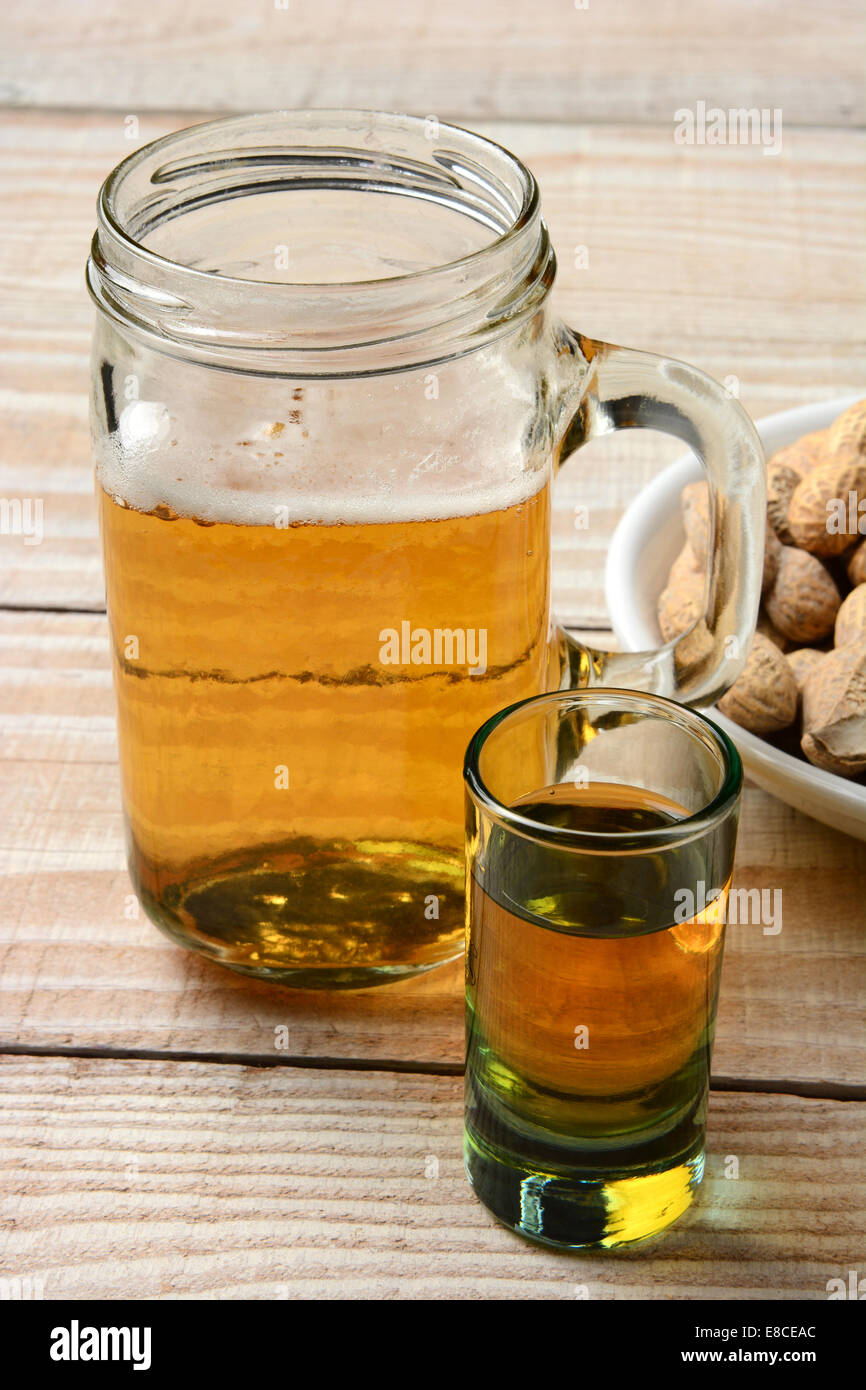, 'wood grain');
0,113,863,618
0,1,862,126
1,6,864,1304
1,612,864,1082
0,1057,861,1299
